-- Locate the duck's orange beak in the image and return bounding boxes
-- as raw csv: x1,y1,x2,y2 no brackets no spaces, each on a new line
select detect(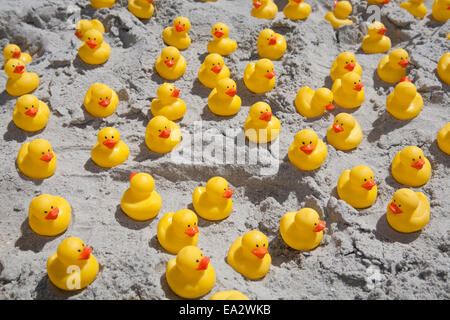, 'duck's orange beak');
269,37,277,45
400,77,411,83
222,189,234,198
225,88,237,97
354,83,364,91
165,59,175,67
398,60,409,68
98,99,111,107
294,0,303,3
185,225,199,237
214,30,224,38
411,159,425,170
259,111,272,122
253,1,262,8
14,65,25,73
75,30,82,39
362,180,376,190
252,247,268,259
326,103,335,110
159,129,171,138
171,88,181,98
313,220,326,232
389,203,402,214
333,123,344,133
130,172,138,181
103,139,117,149
265,71,276,79
211,65,223,74
79,246,92,260
344,63,355,71
45,207,59,220
12,50,21,58
300,144,315,154
87,40,98,49
196,257,210,271
382,0,390,4
147,0,153,3
25,108,38,117
175,24,185,32
40,153,54,162
377,28,387,35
